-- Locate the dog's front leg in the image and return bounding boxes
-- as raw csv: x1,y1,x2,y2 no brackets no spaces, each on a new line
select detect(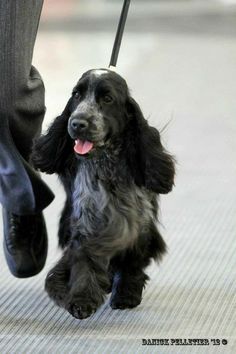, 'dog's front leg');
45,243,110,319
66,243,110,319
58,236,111,319
45,251,71,308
